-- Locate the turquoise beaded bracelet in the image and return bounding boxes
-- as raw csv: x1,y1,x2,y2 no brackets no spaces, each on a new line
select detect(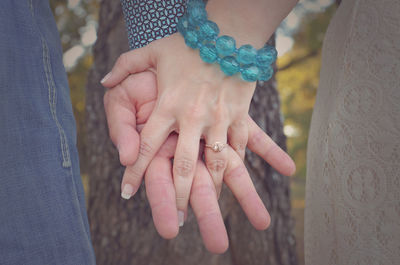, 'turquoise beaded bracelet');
177,0,277,82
